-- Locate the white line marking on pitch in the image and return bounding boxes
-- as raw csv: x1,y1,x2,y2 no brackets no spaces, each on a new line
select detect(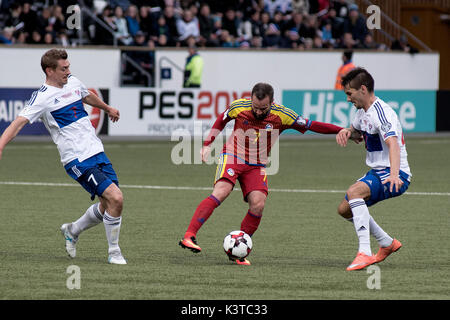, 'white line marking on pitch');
0,181,449,196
